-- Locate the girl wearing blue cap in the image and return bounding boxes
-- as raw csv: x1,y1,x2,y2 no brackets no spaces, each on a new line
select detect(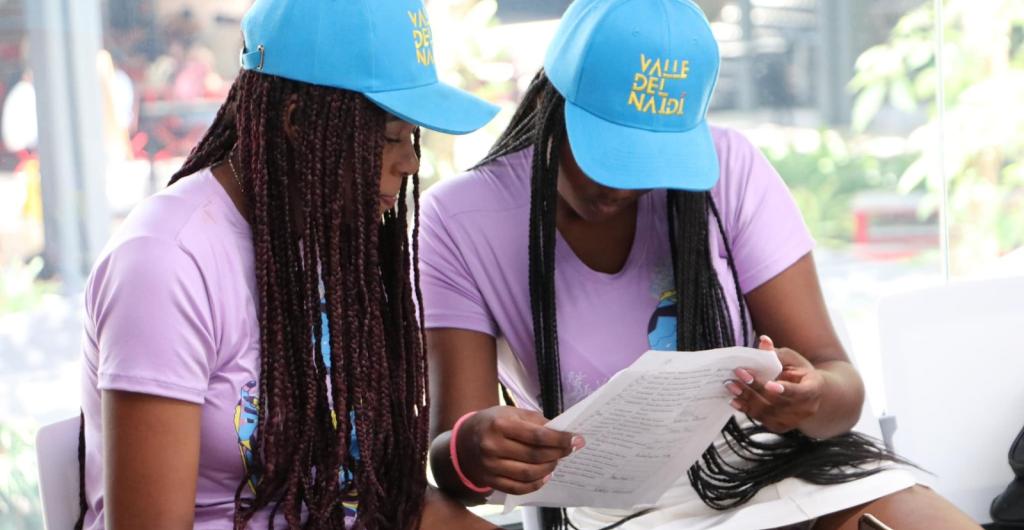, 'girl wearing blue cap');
76,0,498,529
420,0,979,529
